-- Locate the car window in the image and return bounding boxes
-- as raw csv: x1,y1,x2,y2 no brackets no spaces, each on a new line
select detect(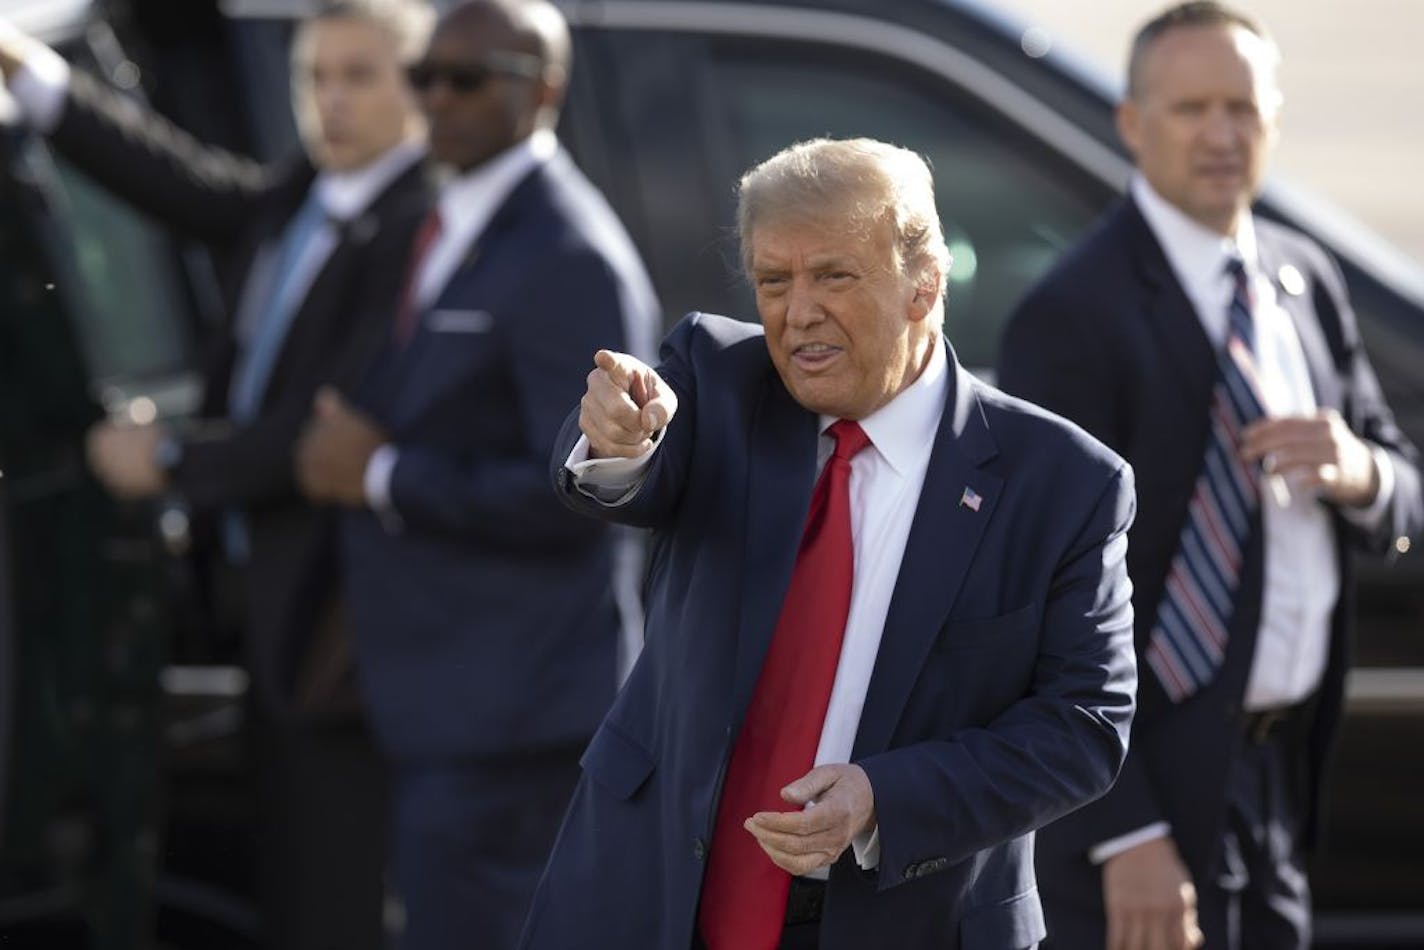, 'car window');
47,155,195,384
709,45,1112,369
